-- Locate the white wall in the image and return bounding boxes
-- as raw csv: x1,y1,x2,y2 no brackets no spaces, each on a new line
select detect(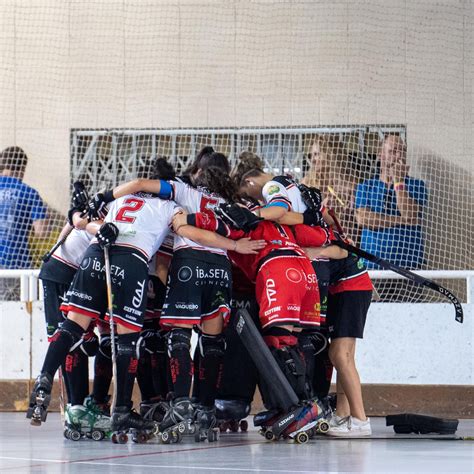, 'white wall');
1,300,472,385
